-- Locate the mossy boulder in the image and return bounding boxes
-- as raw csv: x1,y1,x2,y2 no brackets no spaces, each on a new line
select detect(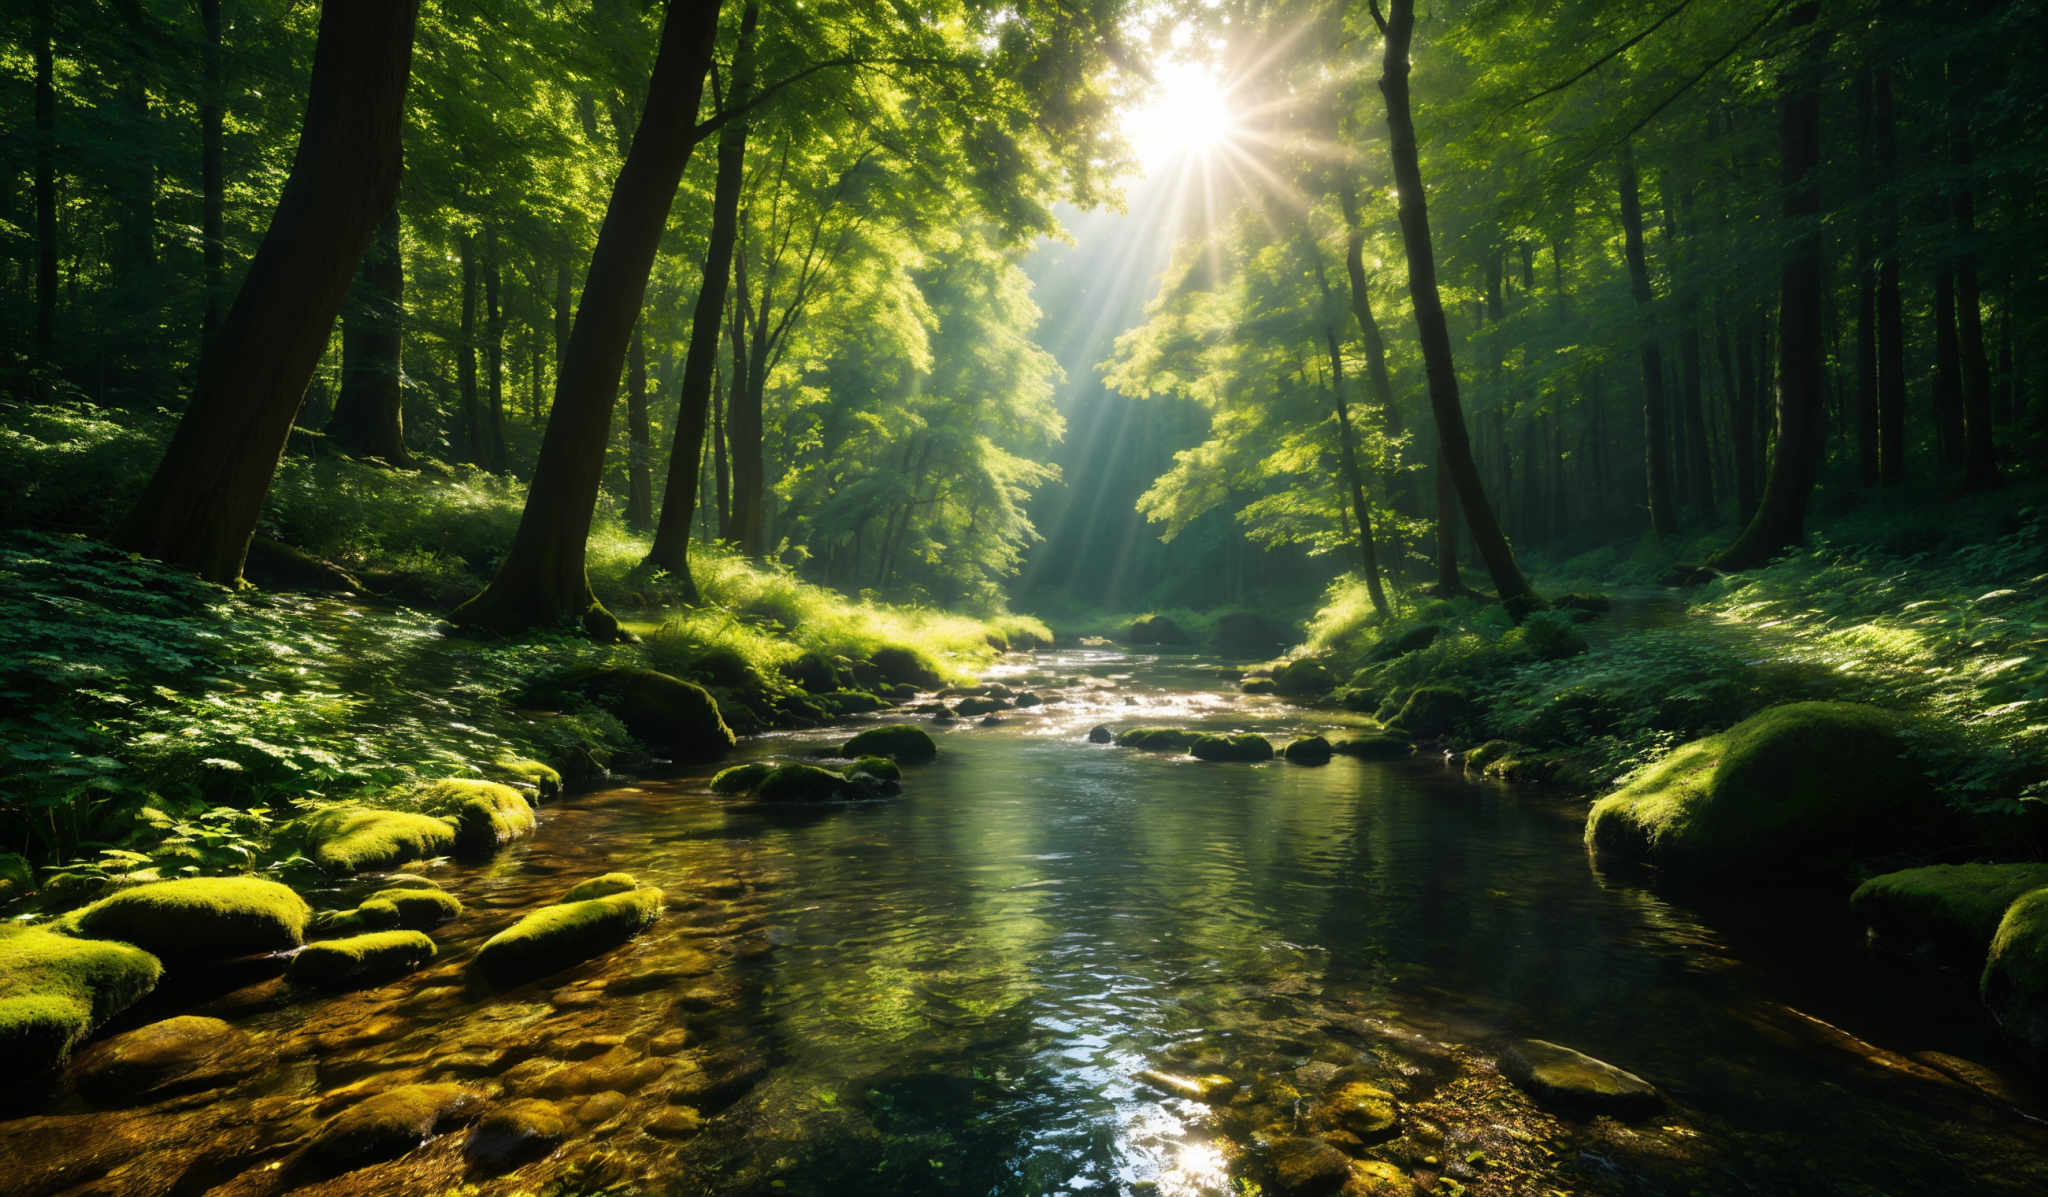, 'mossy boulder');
1366,622,1442,662
1982,887,2048,1066
1284,736,1334,765
0,926,161,1075
0,852,33,905
464,1097,568,1172
66,876,310,958
296,1083,486,1179
471,880,664,986
362,886,462,930
849,755,902,782
418,779,536,857
561,873,641,902
1585,702,1933,878
1851,864,2048,971
1272,659,1336,698
818,689,890,716
1498,1038,1662,1118
1240,677,1279,695
756,764,856,803
1465,739,1522,774
1266,1136,1351,1195
868,645,944,689
1126,614,1191,645
1116,727,1198,752
711,762,774,794
549,666,736,762
1331,730,1413,761
302,807,458,874
494,758,562,802
956,696,1009,716
1388,684,1474,738
289,931,436,990
842,724,937,763
1190,733,1274,762
1211,611,1292,656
